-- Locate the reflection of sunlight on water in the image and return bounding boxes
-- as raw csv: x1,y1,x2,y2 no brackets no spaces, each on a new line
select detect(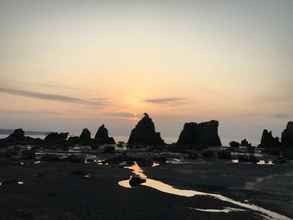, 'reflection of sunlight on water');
188,207,246,213
118,163,291,220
